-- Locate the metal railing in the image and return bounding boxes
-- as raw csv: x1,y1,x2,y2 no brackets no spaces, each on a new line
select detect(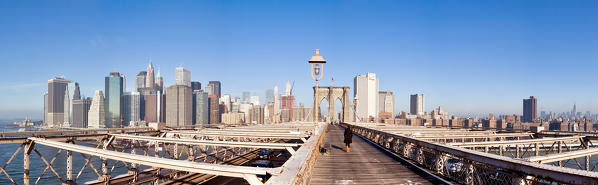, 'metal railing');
345,122,598,185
